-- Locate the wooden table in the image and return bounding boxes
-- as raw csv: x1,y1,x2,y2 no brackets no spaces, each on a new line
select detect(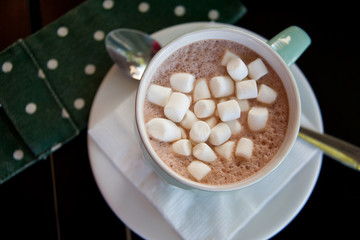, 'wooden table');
1,1,359,239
